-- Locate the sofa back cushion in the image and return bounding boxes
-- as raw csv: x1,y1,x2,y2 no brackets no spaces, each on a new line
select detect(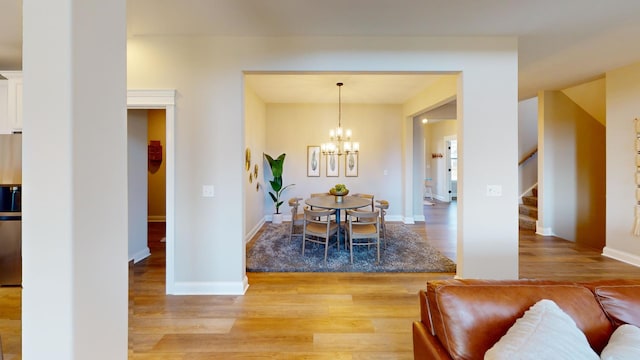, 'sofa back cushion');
426,280,613,360
591,283,640,328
